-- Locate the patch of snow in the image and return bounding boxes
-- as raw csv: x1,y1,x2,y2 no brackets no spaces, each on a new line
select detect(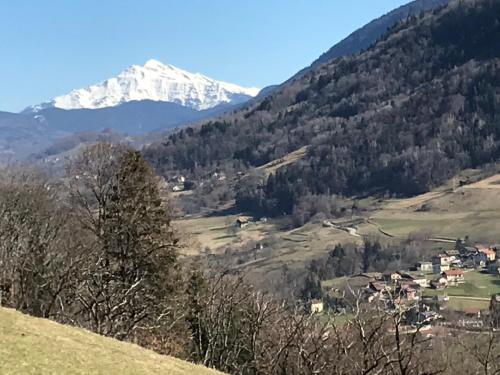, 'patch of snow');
31,59,260,112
